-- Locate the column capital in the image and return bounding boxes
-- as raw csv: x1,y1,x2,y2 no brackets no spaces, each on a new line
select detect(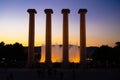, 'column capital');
44,9,53,14
61,9,70,14
27,9,37,14
78,9,87,14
